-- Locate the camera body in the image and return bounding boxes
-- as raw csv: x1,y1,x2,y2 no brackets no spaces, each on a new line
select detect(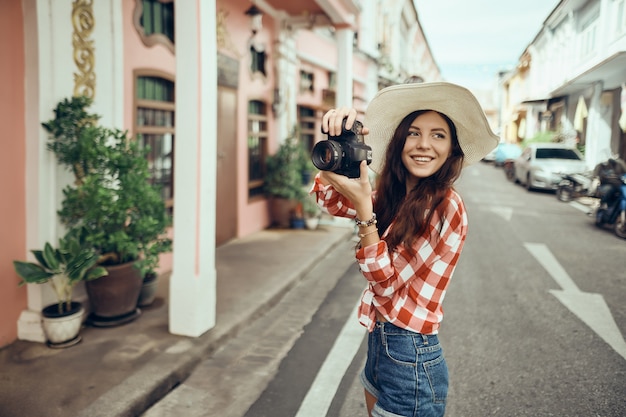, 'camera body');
311,118,372,178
